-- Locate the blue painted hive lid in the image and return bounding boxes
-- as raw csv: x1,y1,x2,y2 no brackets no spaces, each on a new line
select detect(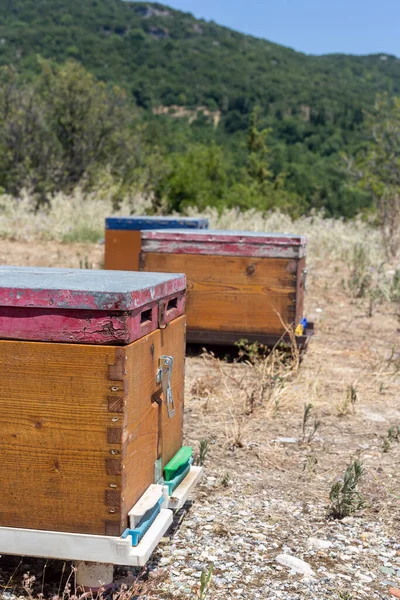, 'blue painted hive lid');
105,216,209,231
